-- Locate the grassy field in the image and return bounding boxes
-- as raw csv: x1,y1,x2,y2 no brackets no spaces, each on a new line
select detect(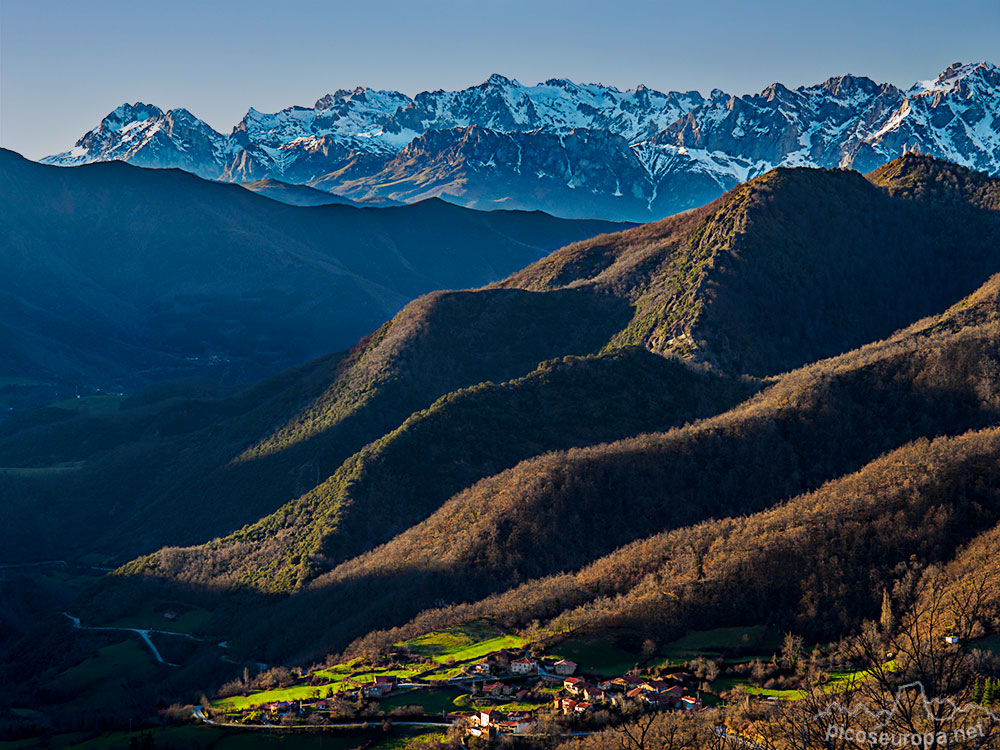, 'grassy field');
50,395,125,414
212,731,370,750
104,602,212,634
352,668,421,684
0,724,410,750
368,728,449,750
57,640,157,694
48,639,161,713
419,664,467,681
492,701,542,712
213,683,342,711
8,567,101,595
658,625,781,662
0,461,84,477
551,637,639,676
739,686,806,699
378,688,465,714
214,664,427,711
826,667,869,688
312,662,359,681
711,677,804,700
221,620,523,712
0,377,55,409
399,621,524,664
711,665,867,702
0,377,45,387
